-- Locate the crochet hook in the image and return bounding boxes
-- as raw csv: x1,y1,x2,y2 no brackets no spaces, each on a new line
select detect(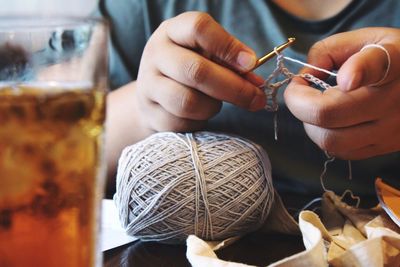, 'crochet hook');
248,37,296,72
